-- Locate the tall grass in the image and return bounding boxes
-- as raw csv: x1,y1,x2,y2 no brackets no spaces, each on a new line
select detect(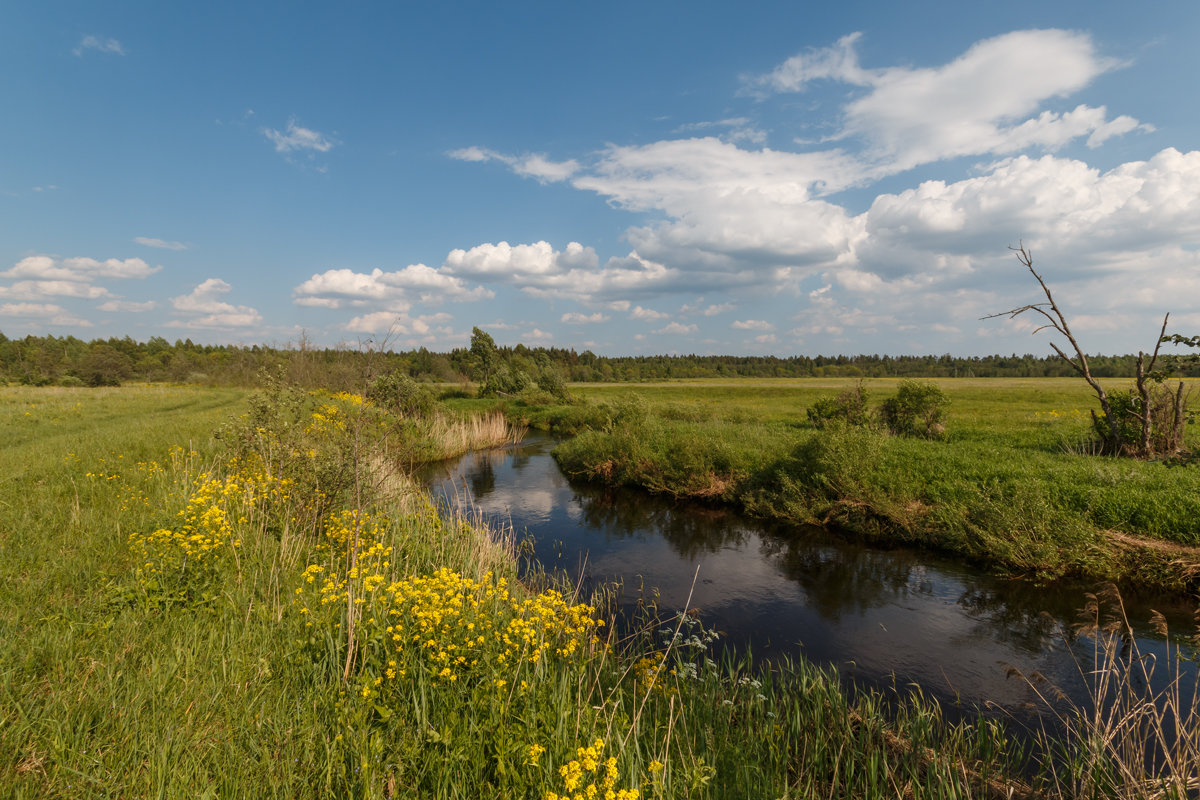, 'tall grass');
1012,585,1200,798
